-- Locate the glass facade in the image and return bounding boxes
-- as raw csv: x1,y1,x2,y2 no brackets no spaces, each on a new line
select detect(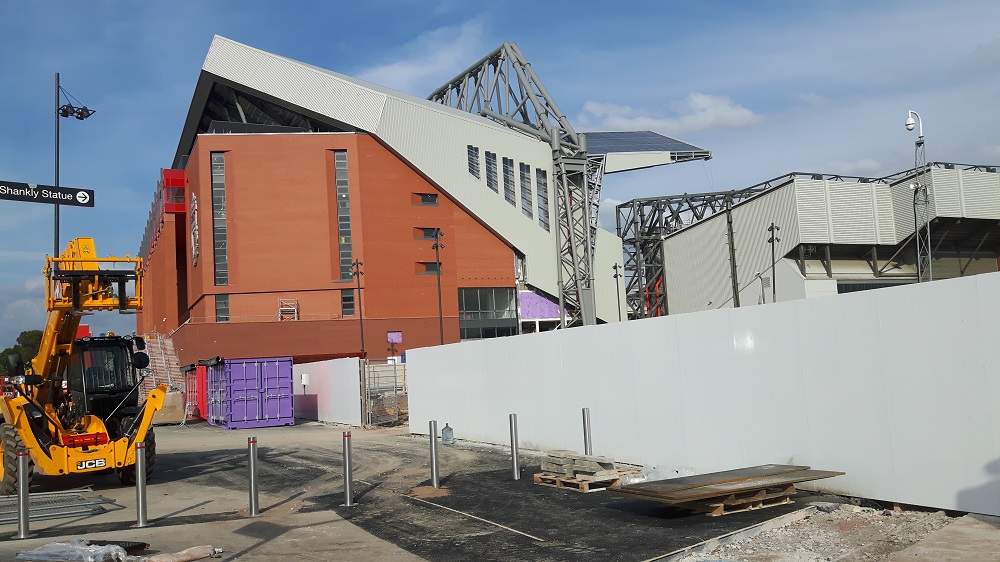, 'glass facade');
485,152,498,193
536,168,549,231
467,145,480,179
458,288,518,340
519,162,533,218
342,289,355,316
210,152,229,285
502,157,516,206
215,294,230,322
335,151,353,280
